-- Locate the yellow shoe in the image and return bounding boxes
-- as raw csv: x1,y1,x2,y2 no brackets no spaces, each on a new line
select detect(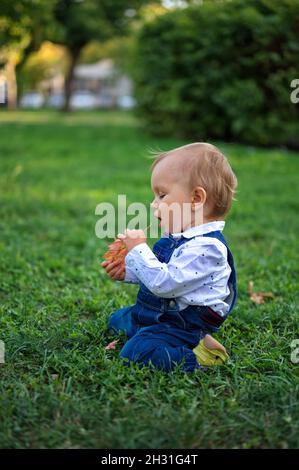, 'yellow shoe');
192,335,229,366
